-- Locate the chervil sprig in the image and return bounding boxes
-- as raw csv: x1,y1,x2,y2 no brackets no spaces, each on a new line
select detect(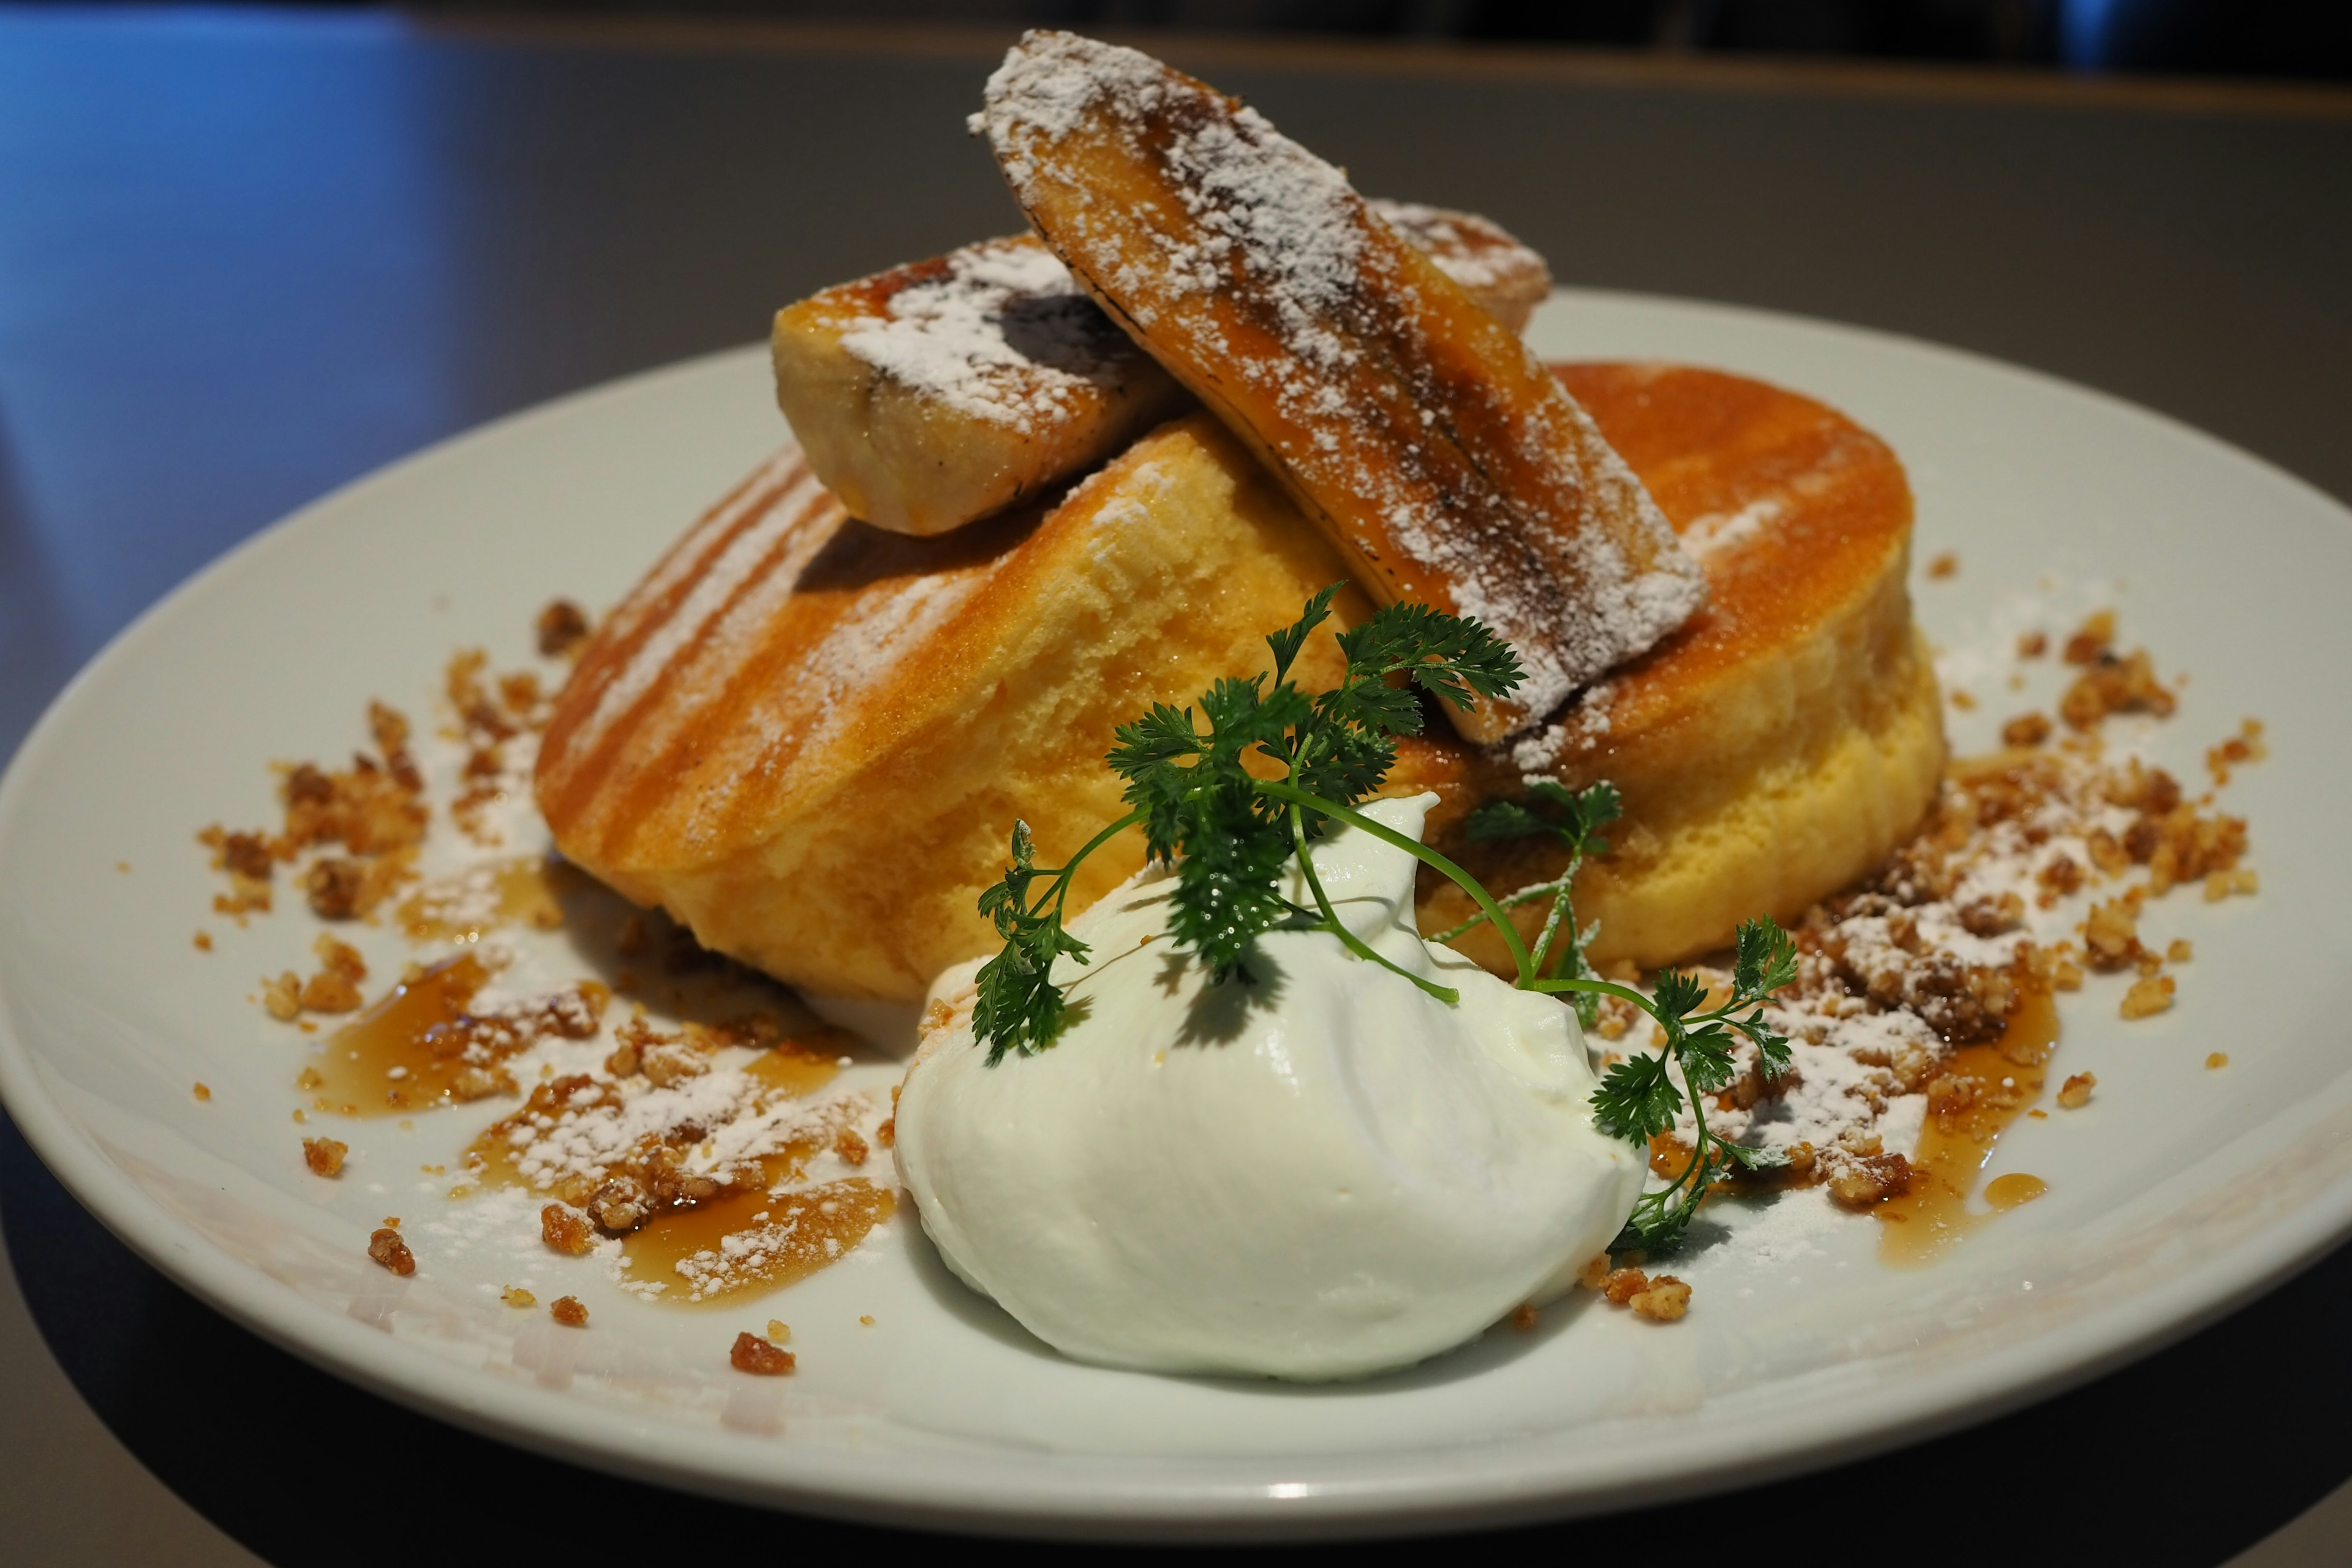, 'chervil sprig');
1104,584,1525,998
976,585,1523,1055
1539,916,1800,1251
1438,779,1621,1026
970,811,1142,1063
